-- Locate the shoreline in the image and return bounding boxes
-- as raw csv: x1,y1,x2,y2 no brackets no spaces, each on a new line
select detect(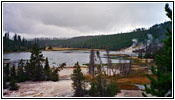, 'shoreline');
3,47,121,54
